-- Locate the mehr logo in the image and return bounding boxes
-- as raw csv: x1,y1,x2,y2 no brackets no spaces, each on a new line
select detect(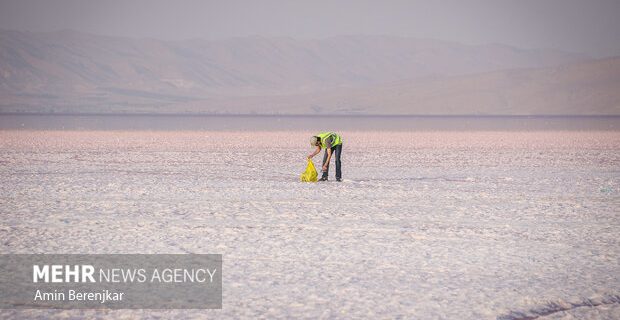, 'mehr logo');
33,265,96,283
32,264,218,284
